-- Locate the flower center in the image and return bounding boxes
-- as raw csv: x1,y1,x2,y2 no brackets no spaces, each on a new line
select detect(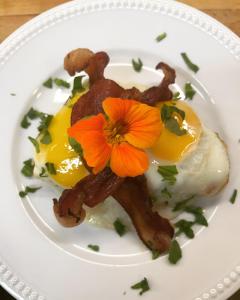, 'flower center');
104,121,128,144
